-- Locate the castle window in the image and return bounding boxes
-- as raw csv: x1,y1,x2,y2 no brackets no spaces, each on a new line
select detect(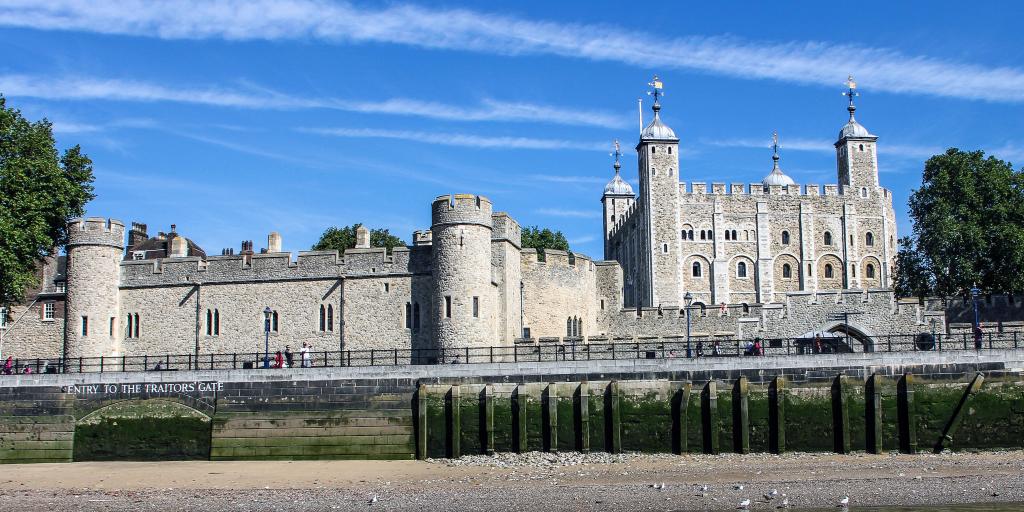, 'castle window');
327,305,333,332
413,303,420,328
781,231,790,245
731,230,737,240
689,230,694,240
651,146,656,154
56,282,65,293
320,305,327,331
405,303,412,329
850,235,854,245
384,283,390,293
611,214,615,222
43,302,54,321
271,311,279,333
737,261,747,278
81,316,88,336
725,230,731,241
700,230,706,240
662,243,668,253
214,310,219,335
852,264,857,278
692,261,702,277
566,317,572,336
207,309,214,336
866,232,874,246
708,229,713,239
824,264,834,279
861,187,868,198
445,296,452,318
808,263,813,276
824,231,833,246
133,313,139,337
601,299,605,310
866,264,875,279
783,263,792,279
472,296,479,318
126,314,133,338
109,317,115,336
859,144,864,151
